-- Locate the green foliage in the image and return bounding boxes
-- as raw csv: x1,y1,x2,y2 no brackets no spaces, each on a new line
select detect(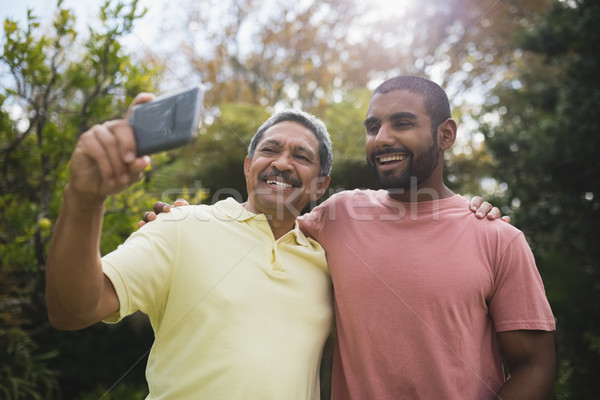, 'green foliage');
78,382,148,400
0,1,160,398
479,0,600,397
321,88,378,193
37,317,153,400
0,328,60,400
